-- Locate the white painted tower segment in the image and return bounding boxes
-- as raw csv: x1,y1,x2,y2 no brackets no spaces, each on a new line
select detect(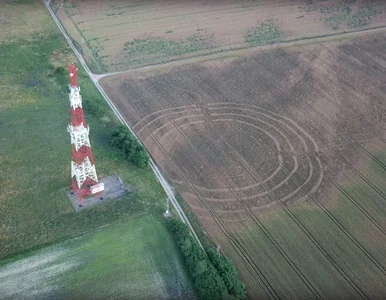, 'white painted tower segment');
69,86,82,109
68,84,98,189
71,157,98,188
67,123,91,151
